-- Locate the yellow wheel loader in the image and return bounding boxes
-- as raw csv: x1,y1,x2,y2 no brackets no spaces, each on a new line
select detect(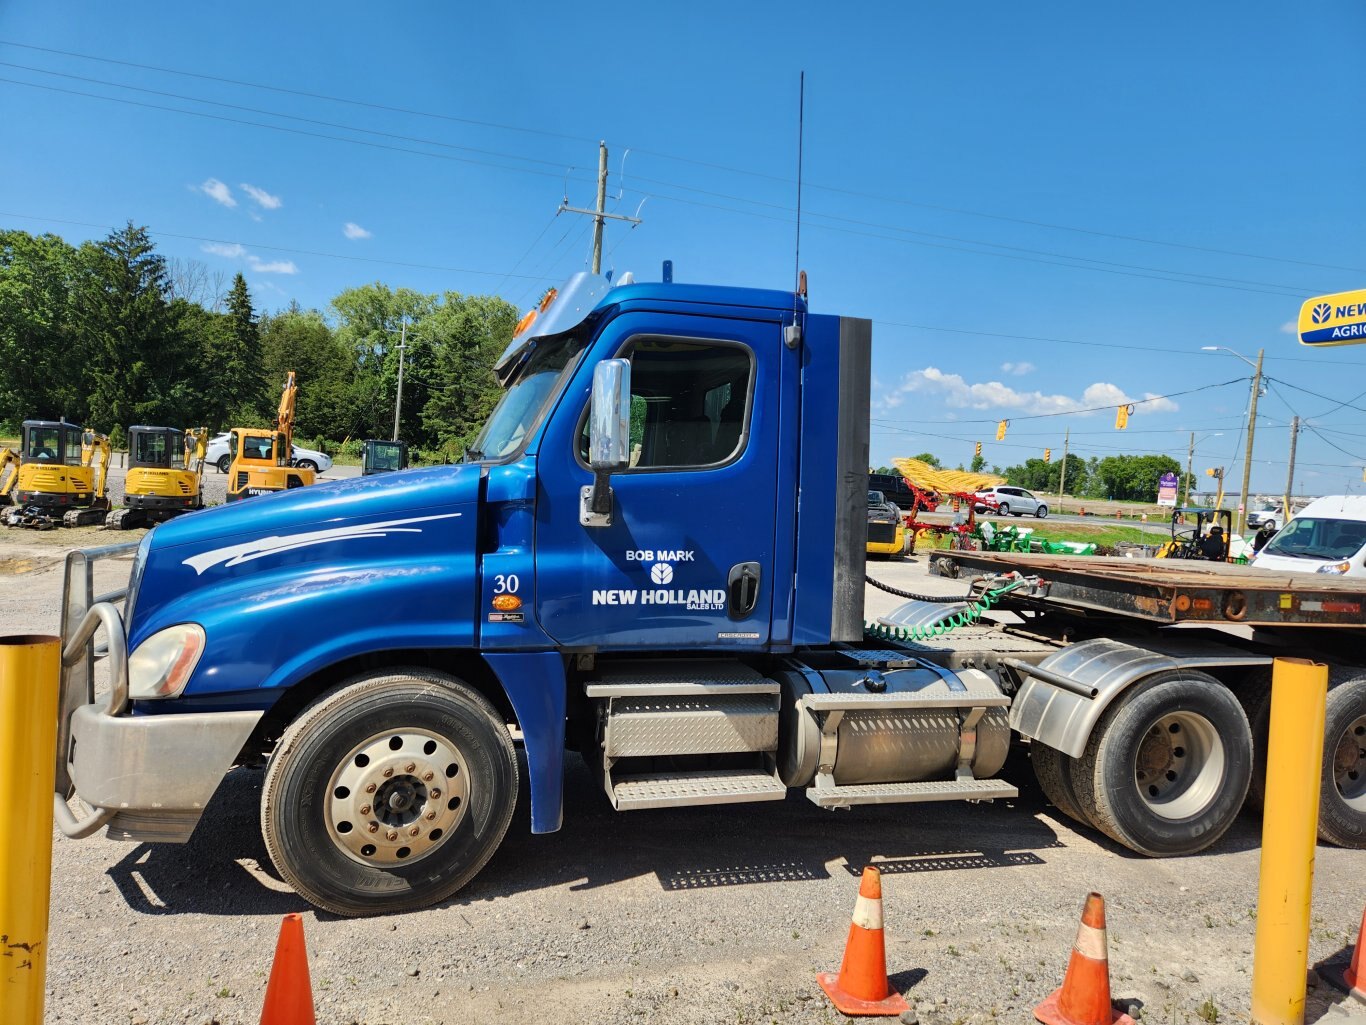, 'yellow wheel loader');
2,420,112,529
227,371,316,501
106,426,209,530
